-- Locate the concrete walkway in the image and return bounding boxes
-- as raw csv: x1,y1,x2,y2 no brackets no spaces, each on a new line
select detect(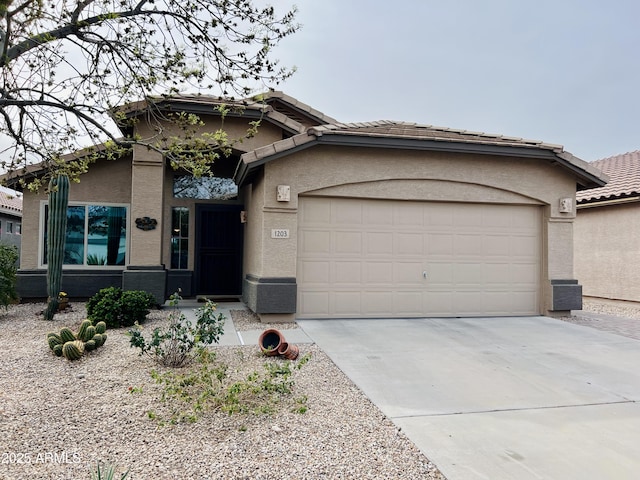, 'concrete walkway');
297,316,640,480
173,300,312,347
